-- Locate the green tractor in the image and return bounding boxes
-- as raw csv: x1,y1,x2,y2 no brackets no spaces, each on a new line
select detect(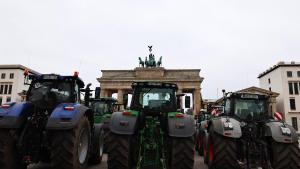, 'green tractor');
107,82,195,169
89,96,119,153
